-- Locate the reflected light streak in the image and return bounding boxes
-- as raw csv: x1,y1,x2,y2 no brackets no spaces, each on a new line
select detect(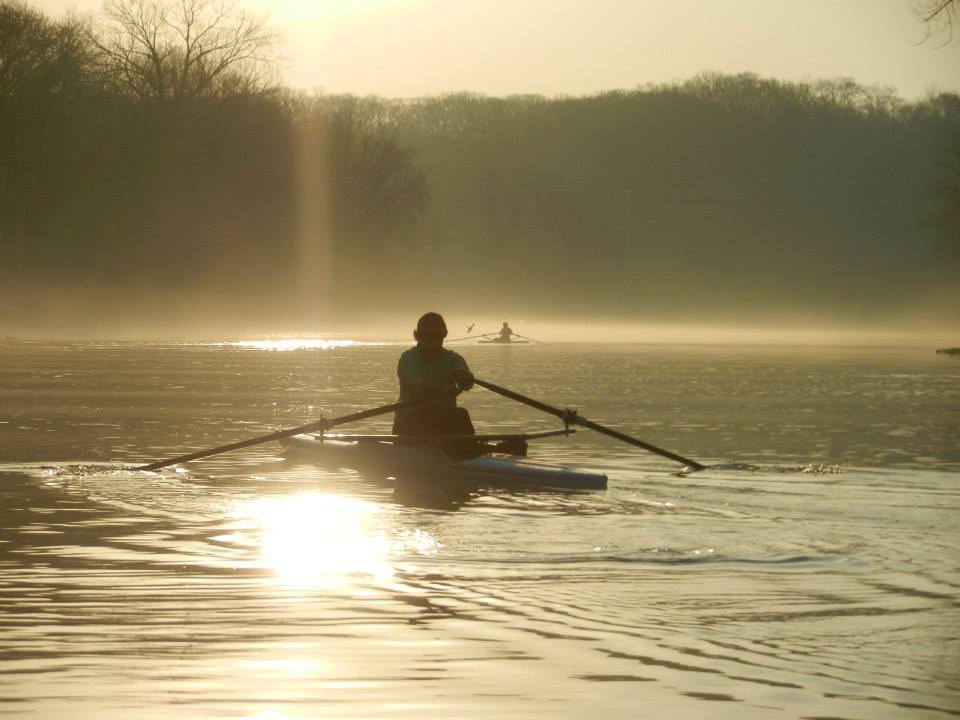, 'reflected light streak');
226,338,380,351
239,493,393,585
245,658,319,675
247,712,306,720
